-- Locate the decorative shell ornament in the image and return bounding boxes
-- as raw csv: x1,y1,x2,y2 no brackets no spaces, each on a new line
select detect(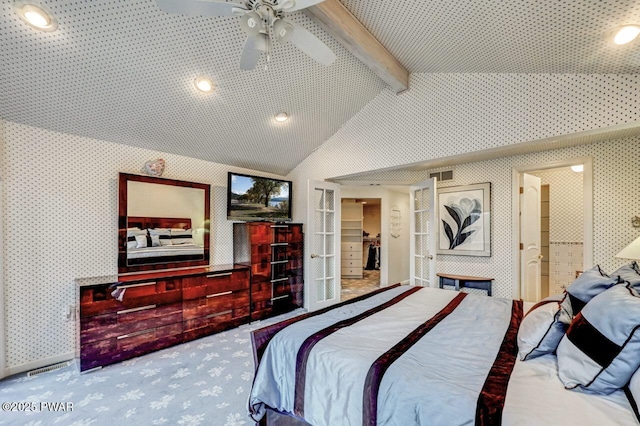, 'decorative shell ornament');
143,159,165,177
